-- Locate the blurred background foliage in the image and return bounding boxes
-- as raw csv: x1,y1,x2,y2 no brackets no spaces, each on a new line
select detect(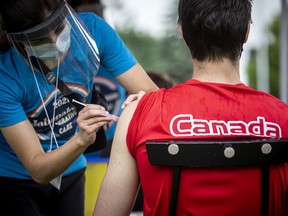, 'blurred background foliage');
118,29,192,84
112,0,192,84
109,0,283,94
